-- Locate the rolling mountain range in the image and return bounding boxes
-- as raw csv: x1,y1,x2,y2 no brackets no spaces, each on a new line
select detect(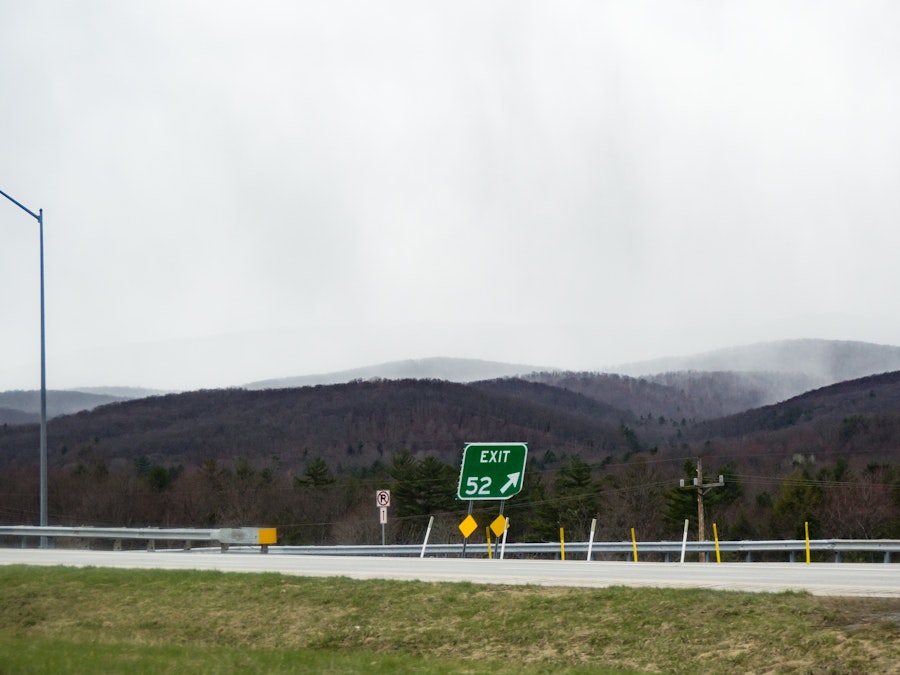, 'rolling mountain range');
4,339,899,423
243,356,553,390
613,339,900,382
1,339,899,474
